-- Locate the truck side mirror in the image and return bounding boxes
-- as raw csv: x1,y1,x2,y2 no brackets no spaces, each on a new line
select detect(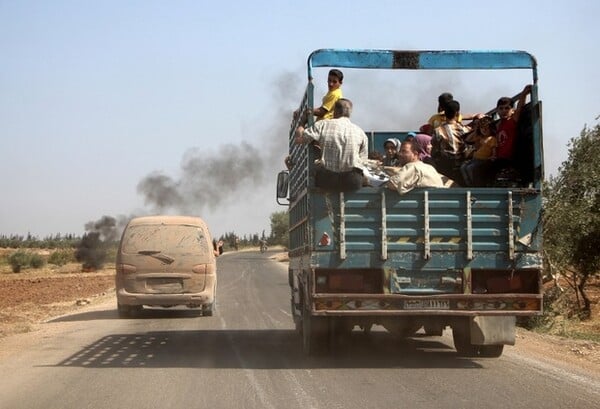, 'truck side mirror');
276,171,289,205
